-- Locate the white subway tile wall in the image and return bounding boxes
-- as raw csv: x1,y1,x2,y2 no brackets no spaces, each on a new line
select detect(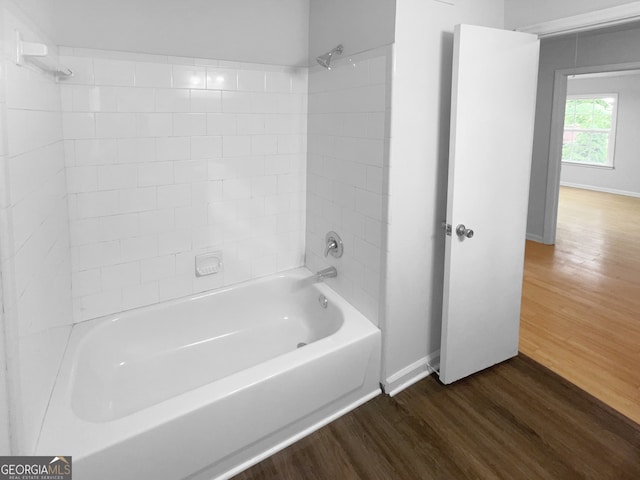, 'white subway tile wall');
60,48,308,322
0,8,73,454
305,49,391,325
